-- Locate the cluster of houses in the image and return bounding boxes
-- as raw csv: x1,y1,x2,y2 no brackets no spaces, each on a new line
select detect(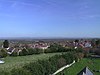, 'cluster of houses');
0,39,98,55
60,40,92,49
5,41,49,55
